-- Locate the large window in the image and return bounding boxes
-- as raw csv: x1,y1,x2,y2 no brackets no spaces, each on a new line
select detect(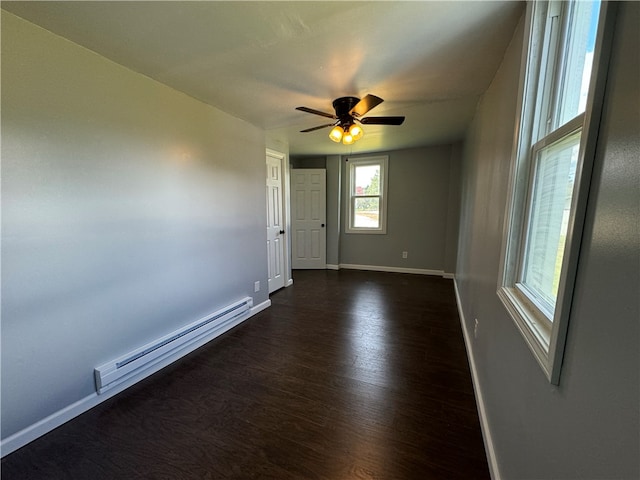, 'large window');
498,0,614,383
346,156,388,234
